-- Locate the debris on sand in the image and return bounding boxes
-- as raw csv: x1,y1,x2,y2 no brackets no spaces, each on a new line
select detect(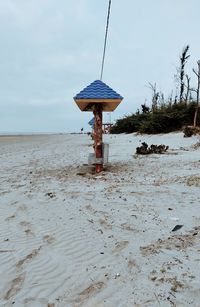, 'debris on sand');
136,142,169,155
171,225,183,232
183,126,195,137
45,192,56,199
186,176,200,187
1,133,200,306
192,141,200,149
183,126,200,138
140,226,200,256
